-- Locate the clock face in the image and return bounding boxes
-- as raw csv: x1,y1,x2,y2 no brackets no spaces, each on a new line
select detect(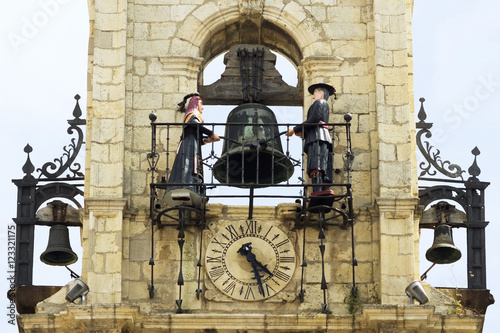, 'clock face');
205,221,296,301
